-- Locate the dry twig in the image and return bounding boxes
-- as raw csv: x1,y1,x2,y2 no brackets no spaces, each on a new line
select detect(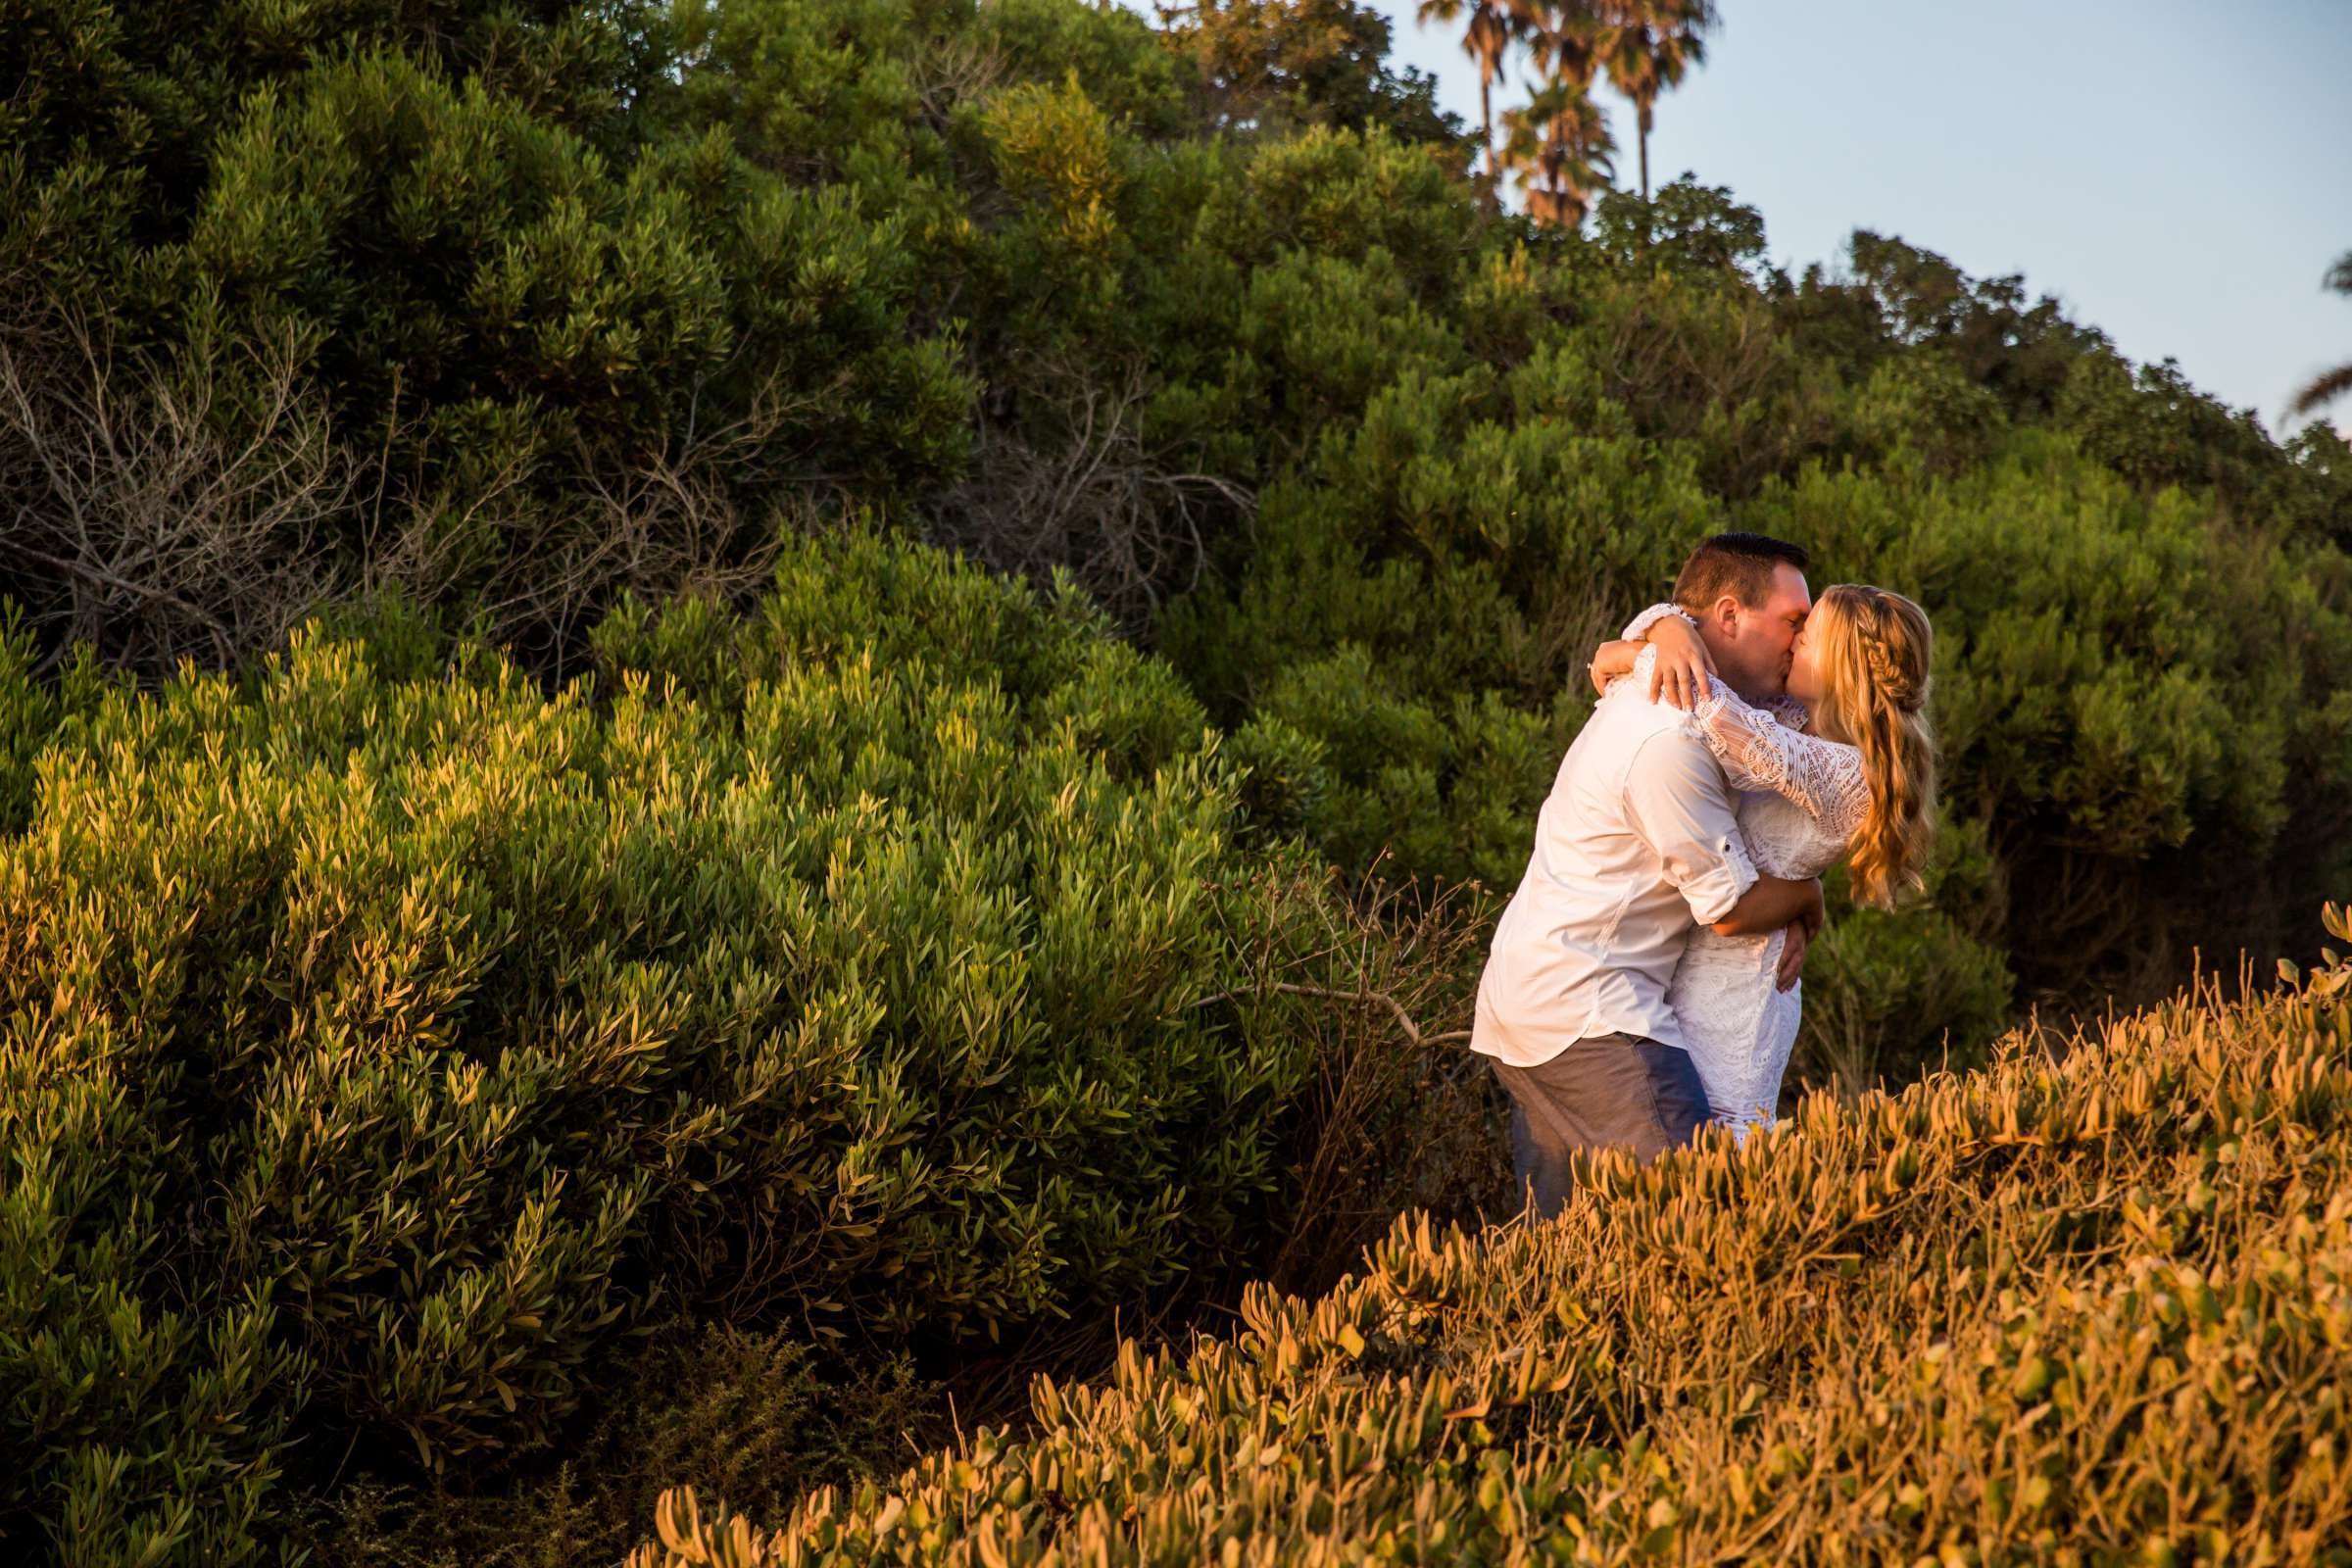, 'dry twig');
0,307,358,674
